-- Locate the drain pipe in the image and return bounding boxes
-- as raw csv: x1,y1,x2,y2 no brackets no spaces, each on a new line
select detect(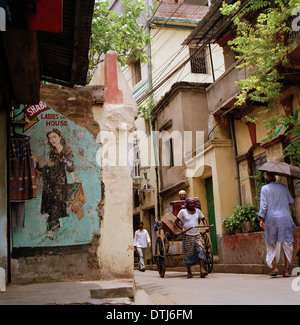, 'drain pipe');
147,18,161,218
151,118,162,218
229,115,242,206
